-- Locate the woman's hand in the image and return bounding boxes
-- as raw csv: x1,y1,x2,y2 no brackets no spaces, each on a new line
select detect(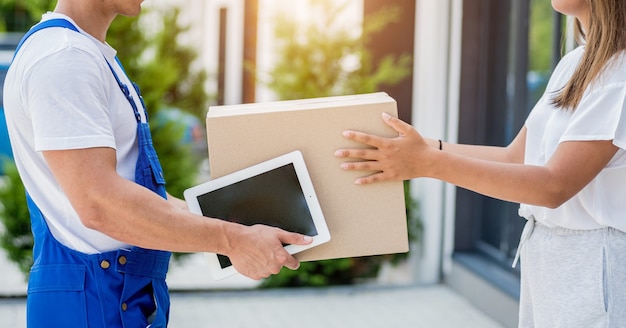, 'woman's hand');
334,113,437,185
